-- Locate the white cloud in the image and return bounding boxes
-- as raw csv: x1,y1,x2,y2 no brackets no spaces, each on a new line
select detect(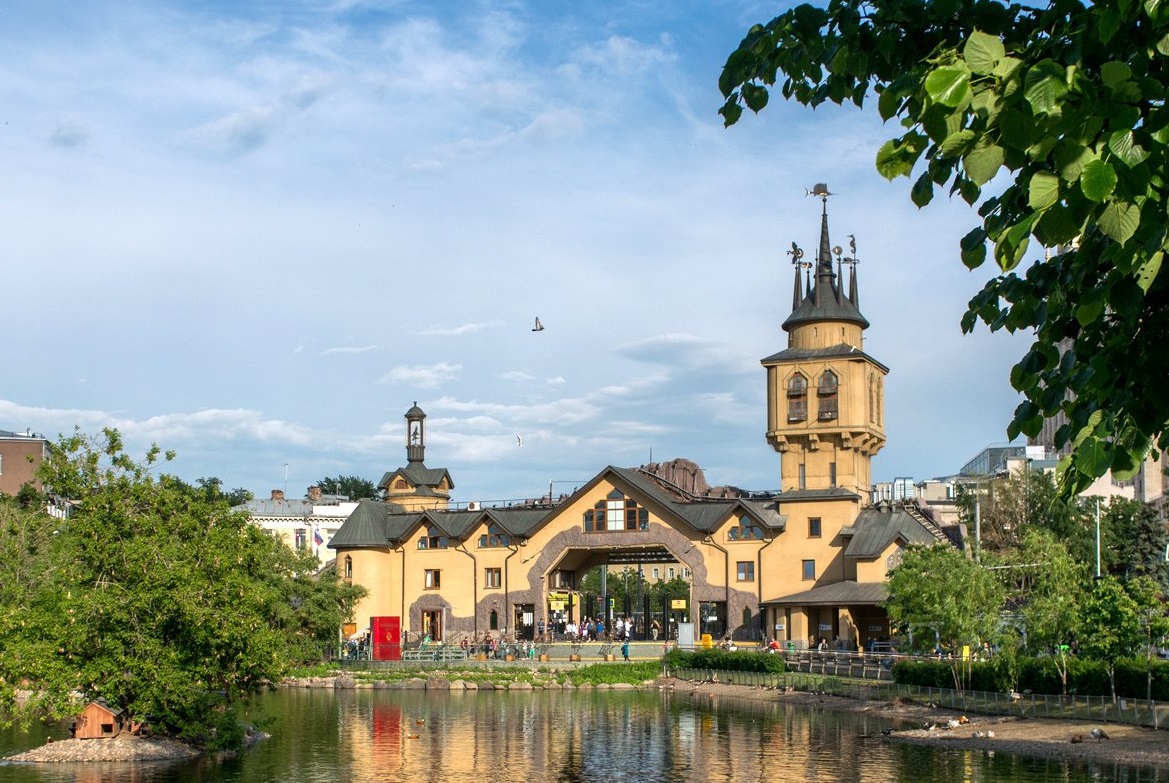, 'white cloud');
379,362,462,388
321,345,379,355
413,321,503,336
